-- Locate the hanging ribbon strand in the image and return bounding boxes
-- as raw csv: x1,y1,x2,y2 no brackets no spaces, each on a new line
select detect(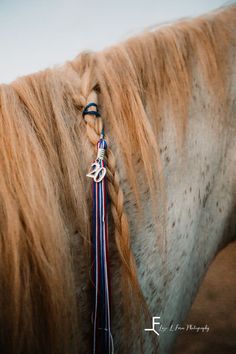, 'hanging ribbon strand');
83,102,113,354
